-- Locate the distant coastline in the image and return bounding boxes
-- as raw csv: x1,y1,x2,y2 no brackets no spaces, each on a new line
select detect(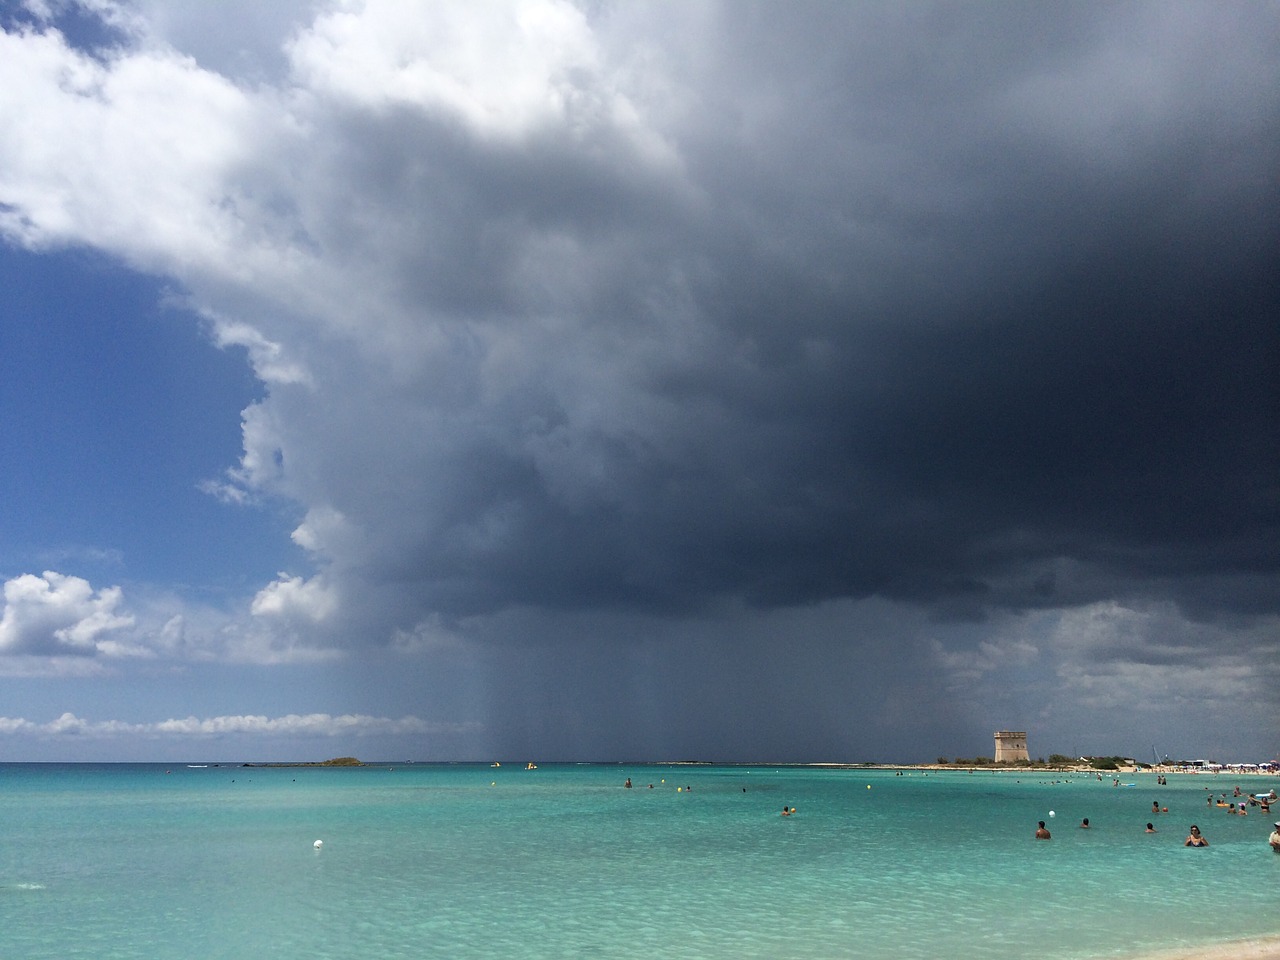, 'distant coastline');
649,761,1277,775
240,756,365,768
225,759,1274,775
5,759,1272,775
